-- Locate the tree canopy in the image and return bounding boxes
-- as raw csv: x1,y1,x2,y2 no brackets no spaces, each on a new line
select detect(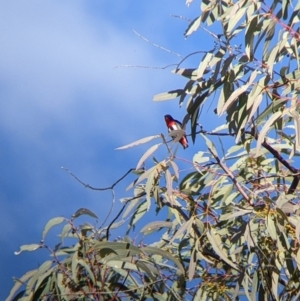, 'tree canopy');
6,0,300,300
